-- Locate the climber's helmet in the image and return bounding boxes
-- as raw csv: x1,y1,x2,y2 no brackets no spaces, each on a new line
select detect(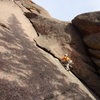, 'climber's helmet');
64,54,68,57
